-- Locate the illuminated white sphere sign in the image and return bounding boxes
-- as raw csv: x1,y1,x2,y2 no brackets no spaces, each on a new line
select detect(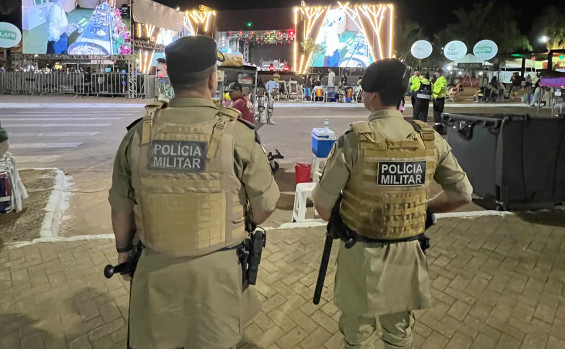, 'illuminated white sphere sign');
444,40,467,61
473,40,498,60
411,40,433,59
0,22,21,48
